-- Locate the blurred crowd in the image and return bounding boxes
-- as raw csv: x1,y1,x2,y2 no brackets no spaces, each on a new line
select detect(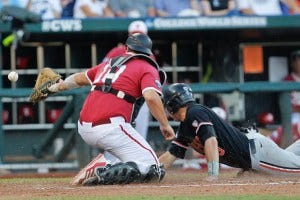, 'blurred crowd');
0,0,300,20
